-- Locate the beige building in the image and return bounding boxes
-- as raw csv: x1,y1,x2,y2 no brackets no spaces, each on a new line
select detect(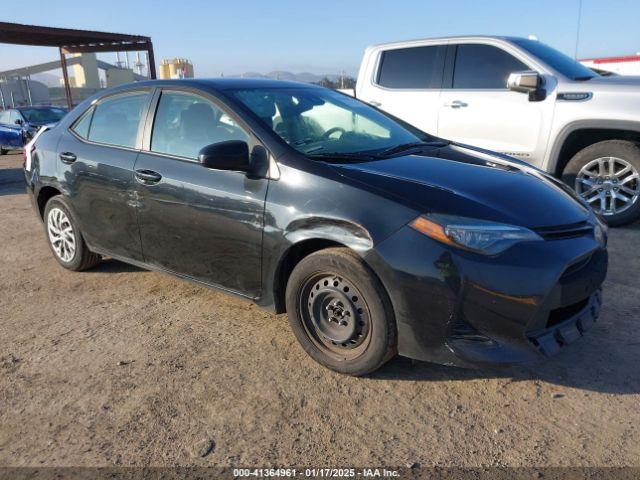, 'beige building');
66,53,100,88
159,58,194,79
